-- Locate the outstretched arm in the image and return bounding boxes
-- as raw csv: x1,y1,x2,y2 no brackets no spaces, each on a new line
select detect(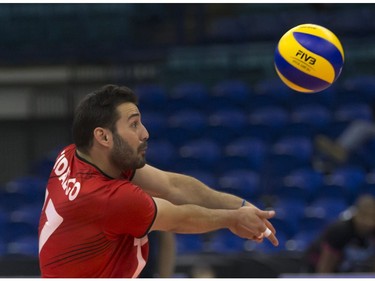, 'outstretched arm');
133,164,252,209
151,197,279,246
